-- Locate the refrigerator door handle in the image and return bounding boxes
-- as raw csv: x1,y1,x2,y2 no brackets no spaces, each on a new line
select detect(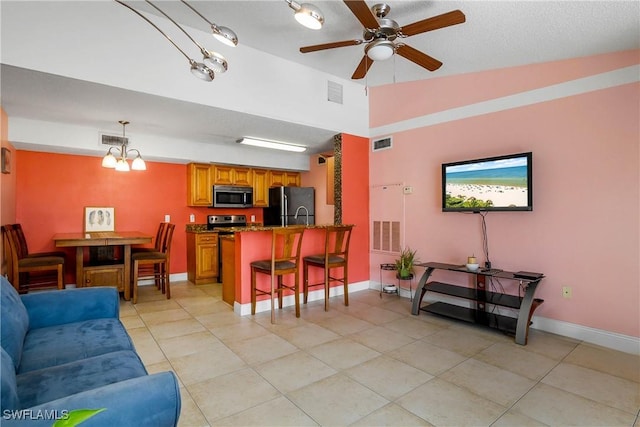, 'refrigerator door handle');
283,194,288,226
